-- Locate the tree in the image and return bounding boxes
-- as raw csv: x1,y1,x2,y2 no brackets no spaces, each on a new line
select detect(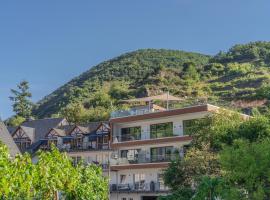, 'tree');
0,143,108,200
9,81,33,119
158,187,194,200
192,176,240,200
66,165,108,200
6,115,26,126
220,139,270,200
188,110,243,151
60,103,86,124
163,145,220,191
182,62,200,82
